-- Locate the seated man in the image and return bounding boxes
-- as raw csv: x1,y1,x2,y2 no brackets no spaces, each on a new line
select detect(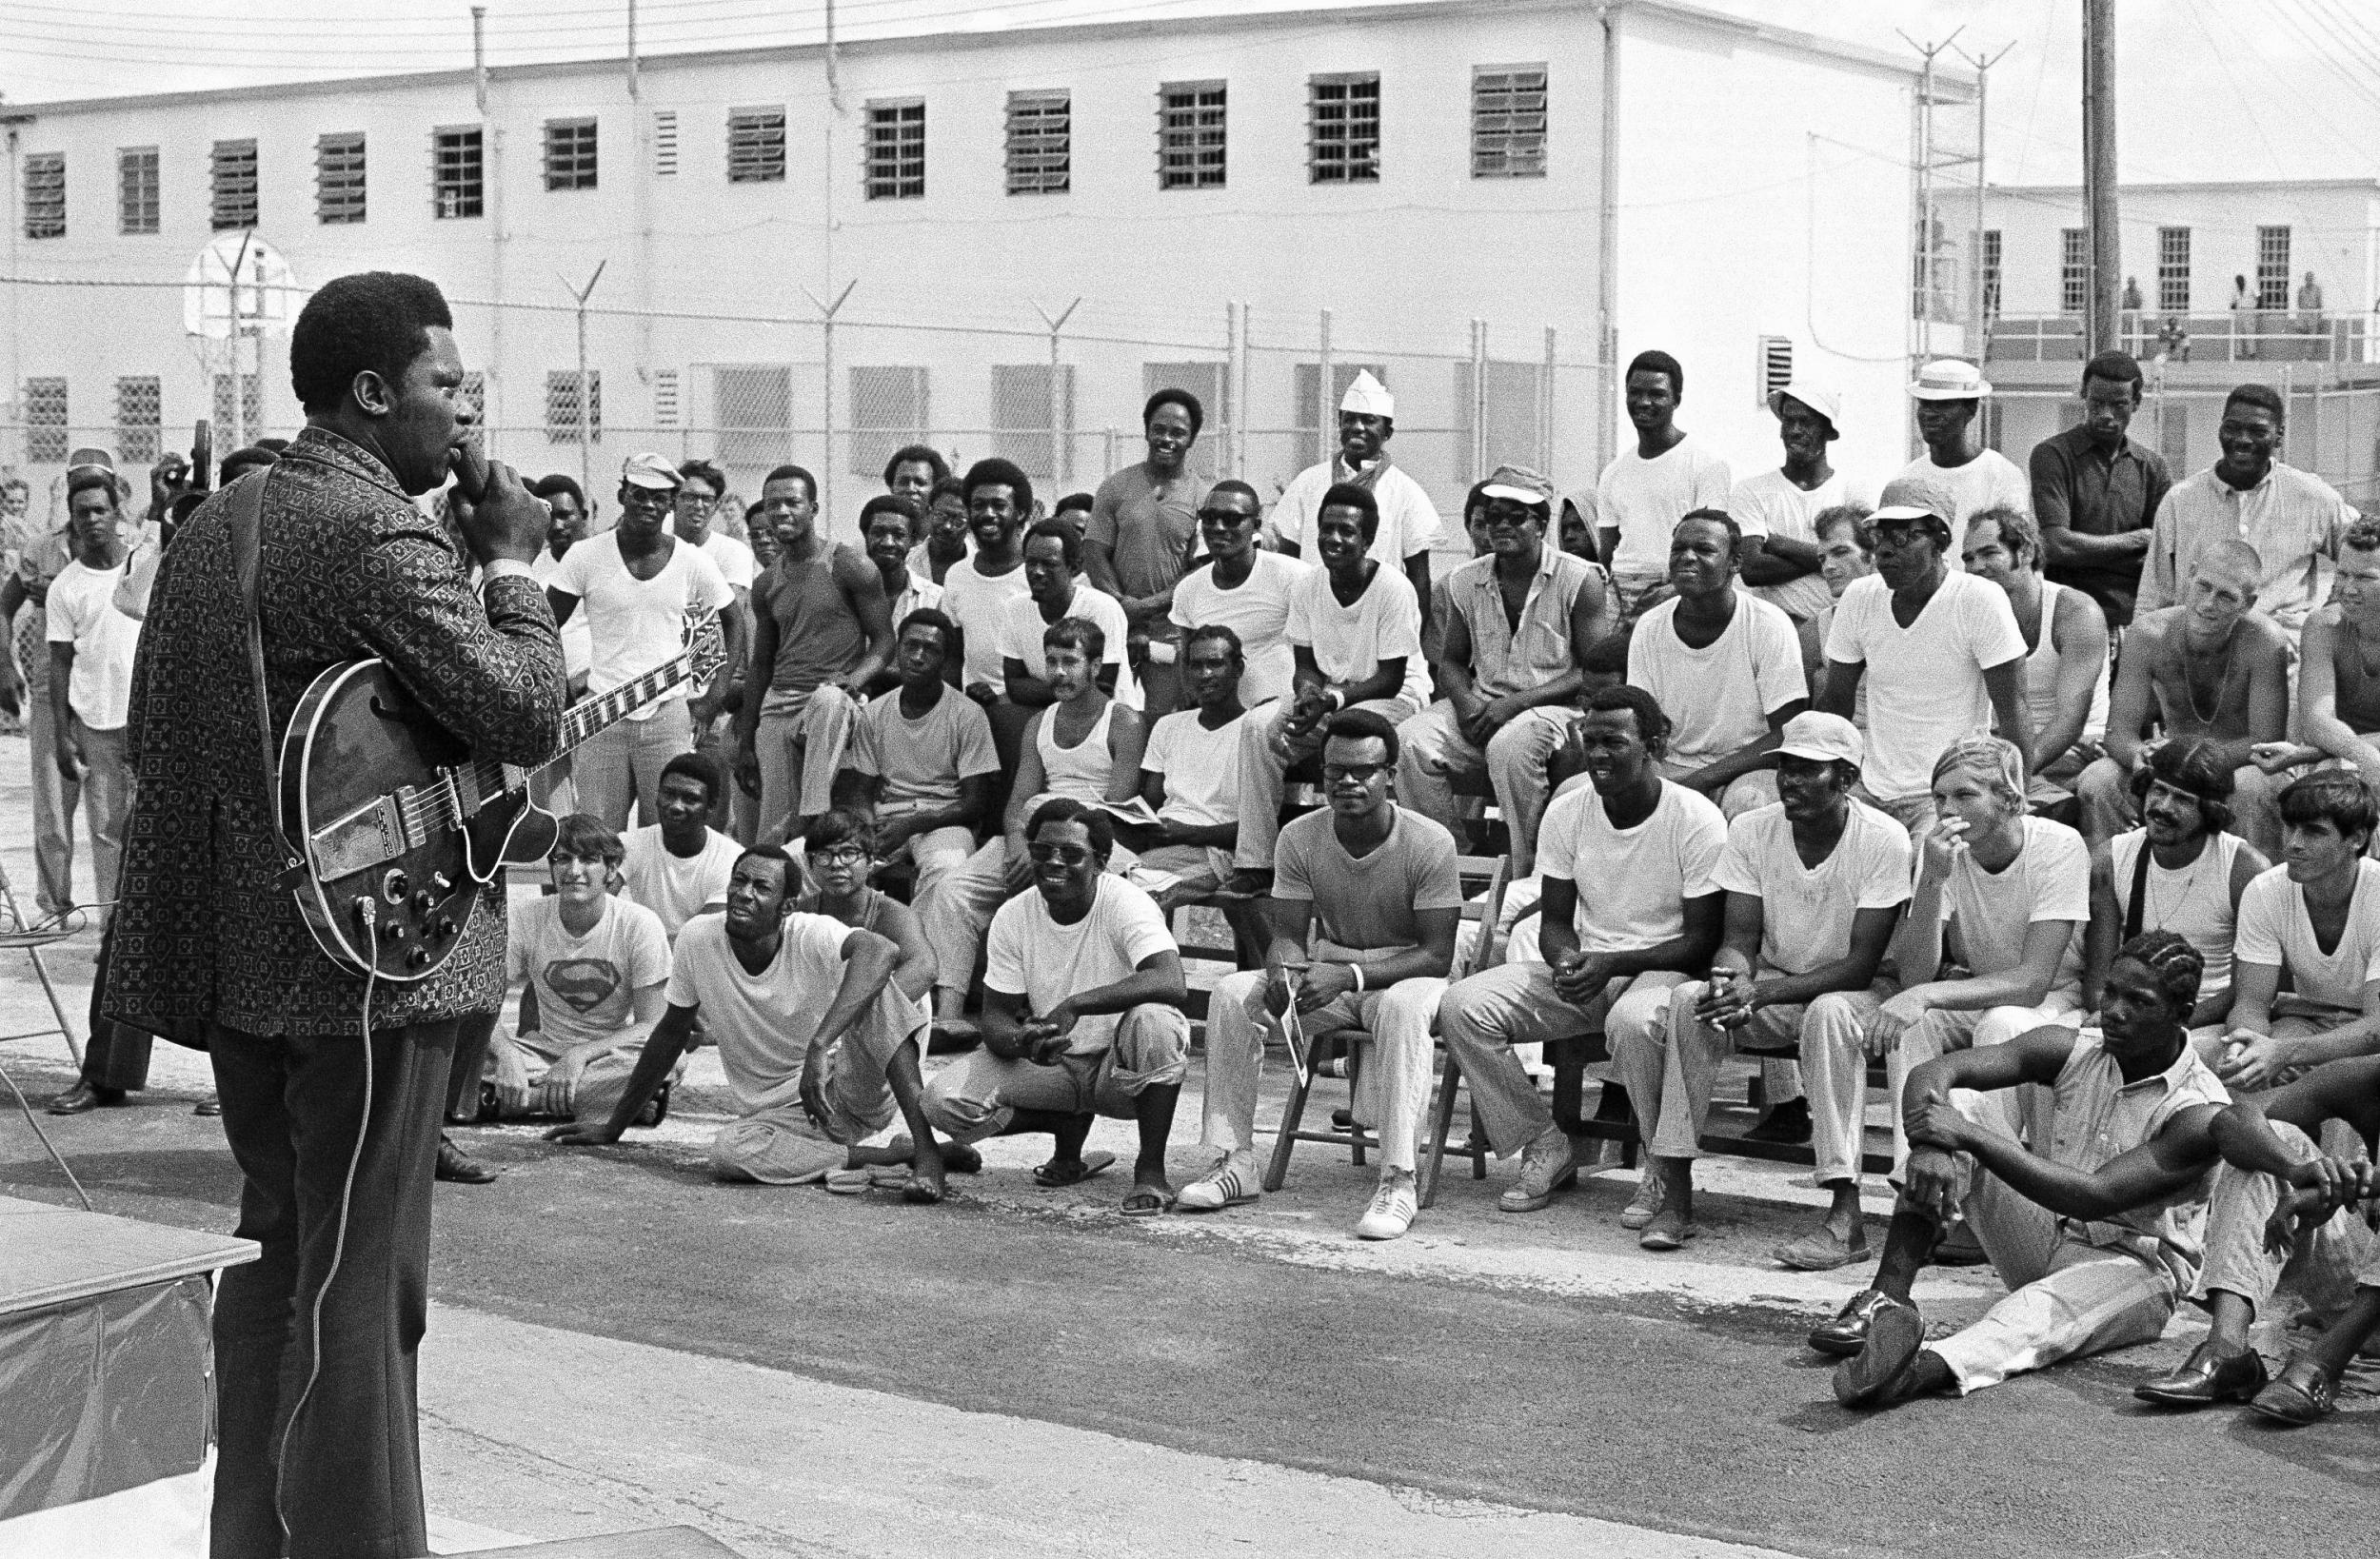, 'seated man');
1437,685,1726,1217
1626,714,1911,1265
1227,483,1430,888
1625,509,1809,819
1168,482,1304,709
620,753,743,941
797,808,940,1013
1815,933,2227,1410
1398,464,1608,875
1001,517,1139,712
834,606,1000,909
1120,624,1246,909
1960,504,2109,813
2074,540,2288,858
861,495,942,696
548,845,976,1200
1178,710,1464,1241
1796,504,1875,736
923,799,1191,1214
2085,737,2266,1046
487,814,673,1125
2214,770,2380,1095
2259,521,2380,800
